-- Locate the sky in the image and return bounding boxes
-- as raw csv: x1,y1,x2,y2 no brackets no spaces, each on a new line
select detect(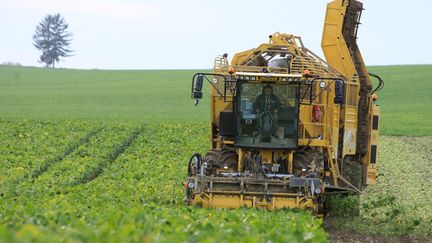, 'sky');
1,0,432,70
